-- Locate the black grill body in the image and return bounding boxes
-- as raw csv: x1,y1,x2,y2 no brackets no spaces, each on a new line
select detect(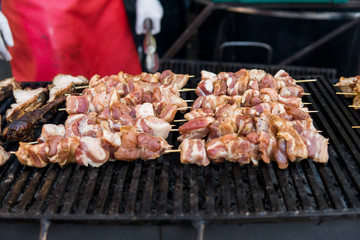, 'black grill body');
1,60,360,239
